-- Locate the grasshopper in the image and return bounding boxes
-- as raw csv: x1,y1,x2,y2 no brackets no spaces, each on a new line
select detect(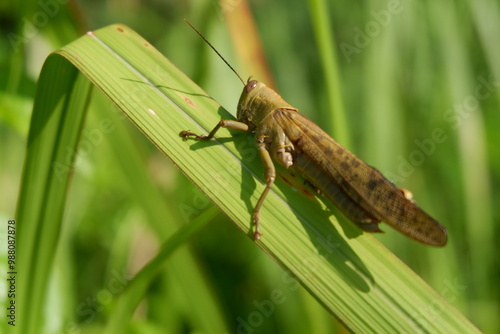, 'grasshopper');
180,21,447,246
